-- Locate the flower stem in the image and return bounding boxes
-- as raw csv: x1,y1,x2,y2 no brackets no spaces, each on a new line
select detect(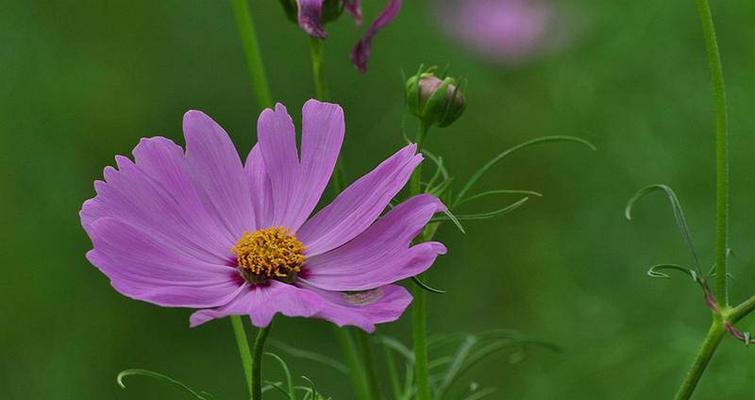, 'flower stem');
230,315,254,399
334,327,373,400
309,37,328,100
251,322,273,400
673,1,730,398
730,294,755,323
673,318,725,400
230,0,273,109
695,0,729,305
410,122,431,400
